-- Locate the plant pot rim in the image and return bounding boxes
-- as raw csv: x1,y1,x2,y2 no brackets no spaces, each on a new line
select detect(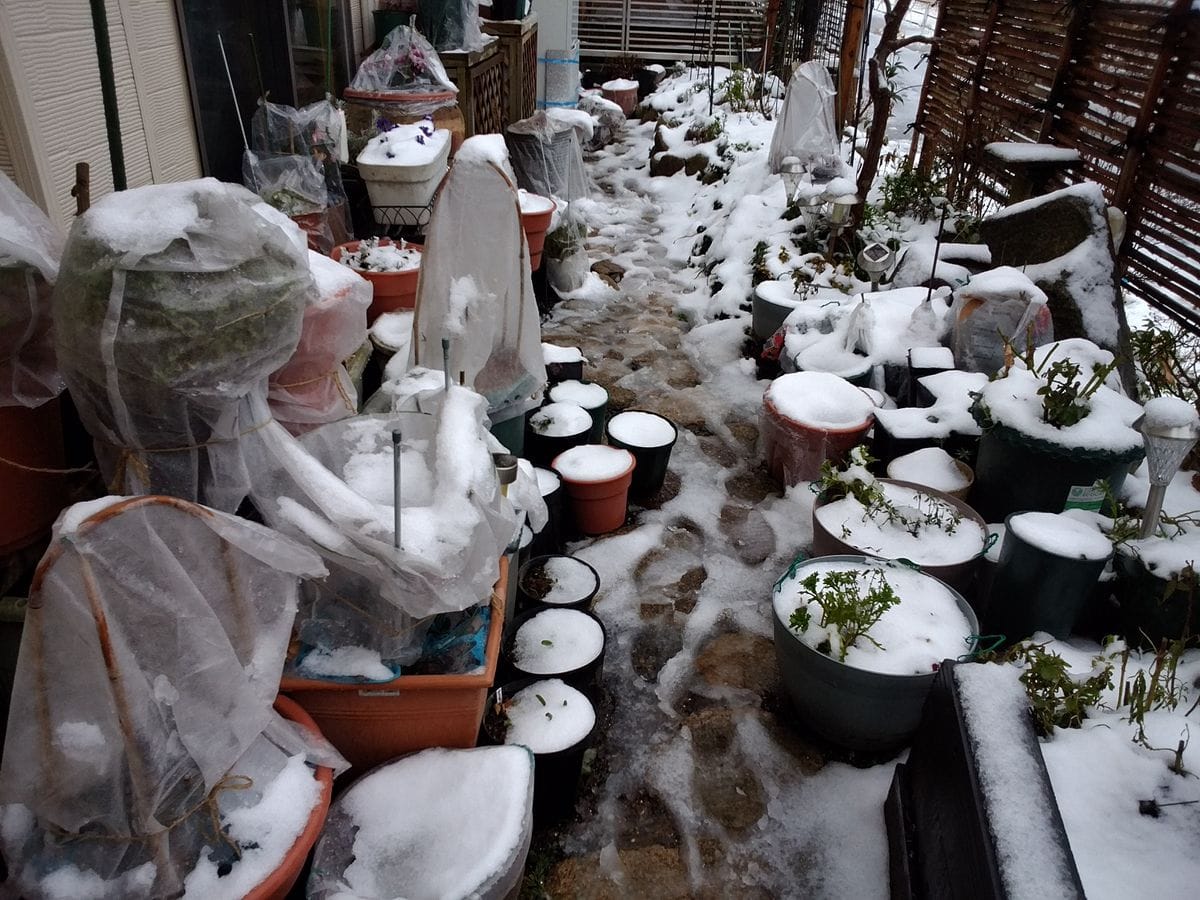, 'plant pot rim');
505,606,607,680
763,388,874,435
484,676,599,756
971,398,1145,464
1001,511,1114,563
551,447,636,485
344,88,459,103
606,408,679,450
517,553,601,606
331,240,423,275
